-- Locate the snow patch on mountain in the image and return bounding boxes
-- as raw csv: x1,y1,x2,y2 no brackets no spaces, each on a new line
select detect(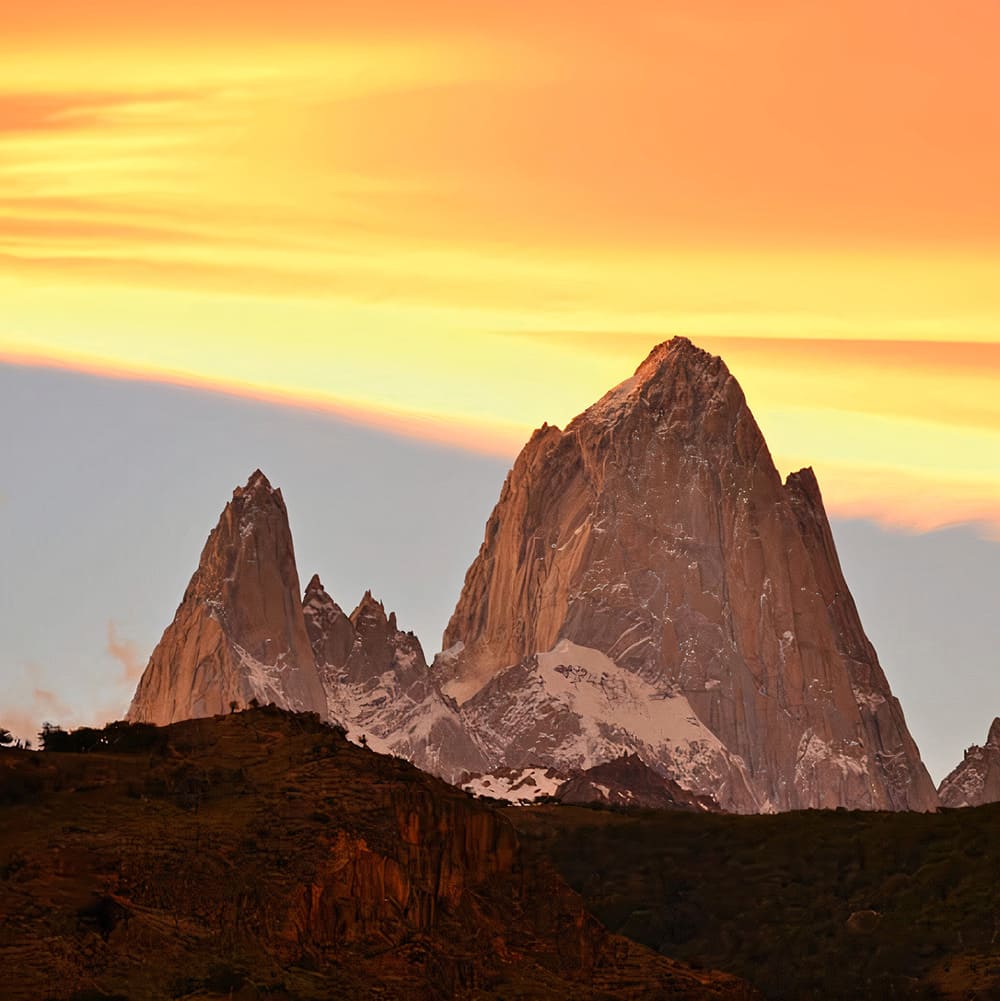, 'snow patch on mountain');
463,639,755,805
462,766,566,804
